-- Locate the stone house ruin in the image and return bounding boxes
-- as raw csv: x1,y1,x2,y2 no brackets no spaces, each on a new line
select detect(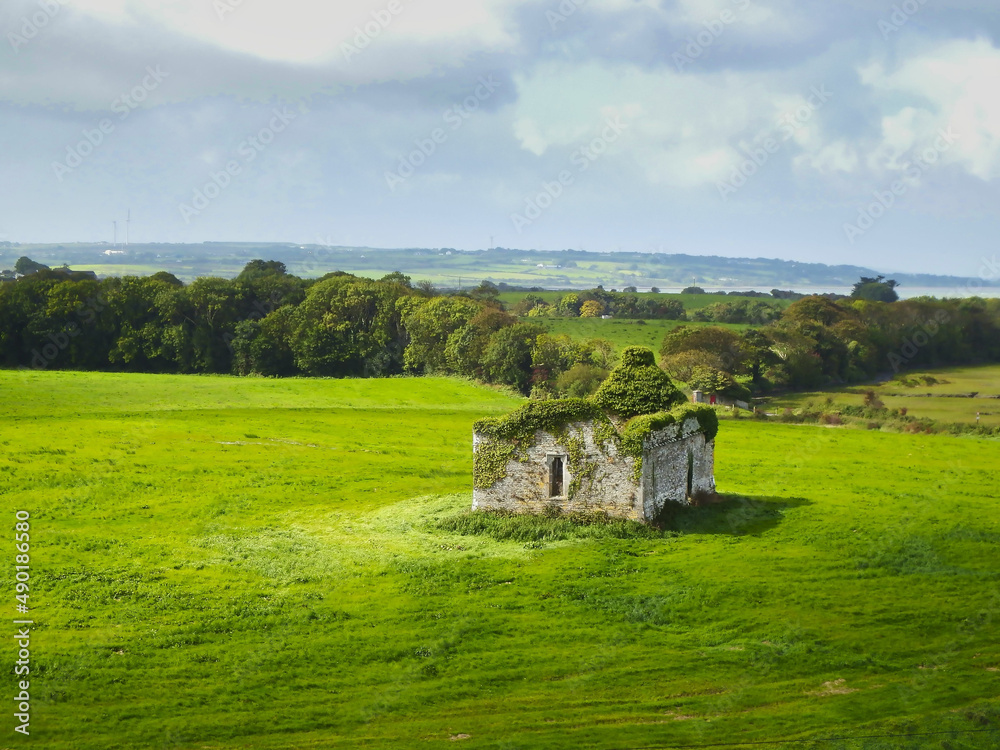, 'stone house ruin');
472,348,718,524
